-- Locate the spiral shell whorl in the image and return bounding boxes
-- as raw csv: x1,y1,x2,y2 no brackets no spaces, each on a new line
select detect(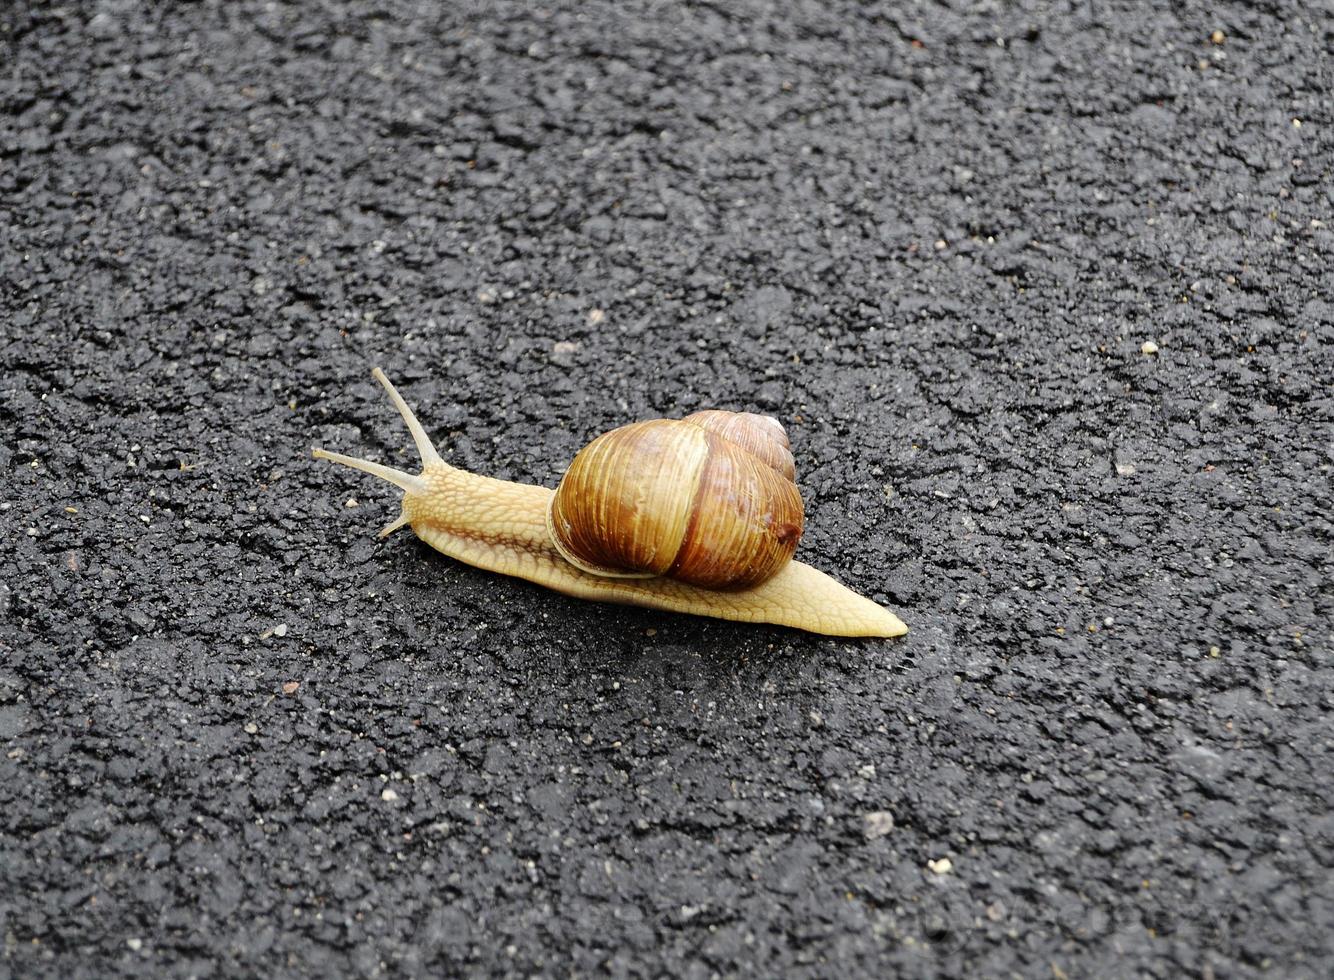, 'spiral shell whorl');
681,410,796,480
